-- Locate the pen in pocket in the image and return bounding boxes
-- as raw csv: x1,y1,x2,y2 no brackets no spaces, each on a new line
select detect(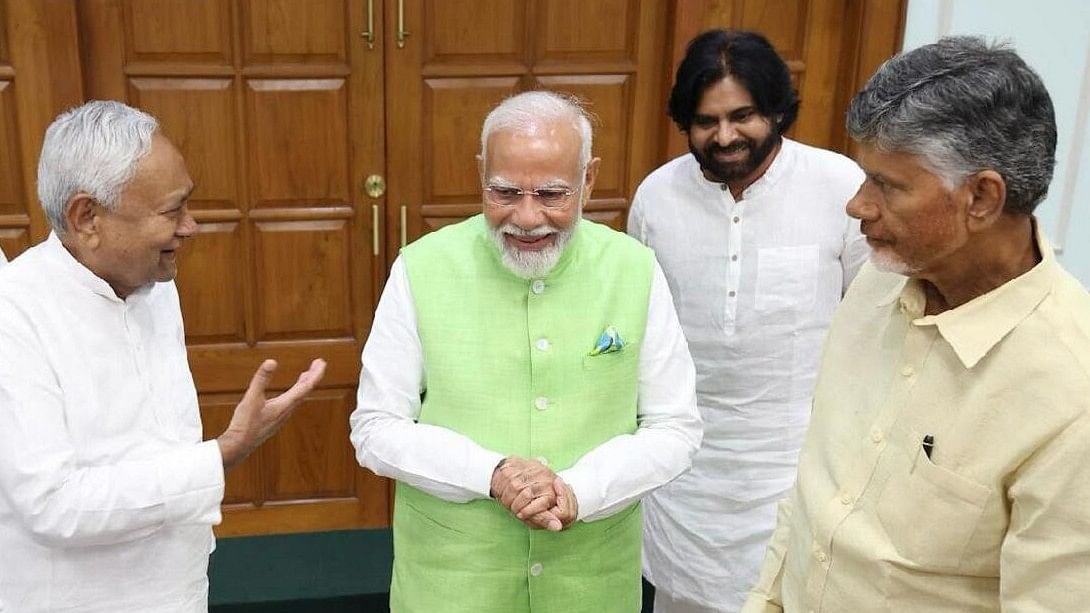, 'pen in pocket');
922,434,935,460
